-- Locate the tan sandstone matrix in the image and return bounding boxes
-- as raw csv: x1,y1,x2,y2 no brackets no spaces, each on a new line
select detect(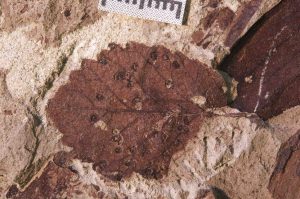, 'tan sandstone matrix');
1,0,299,199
